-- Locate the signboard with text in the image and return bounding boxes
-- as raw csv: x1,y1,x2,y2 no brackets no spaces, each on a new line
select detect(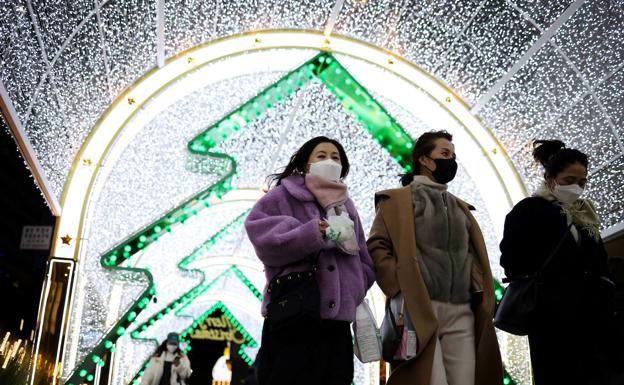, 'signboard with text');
20,226,53,250
191,315,246,344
